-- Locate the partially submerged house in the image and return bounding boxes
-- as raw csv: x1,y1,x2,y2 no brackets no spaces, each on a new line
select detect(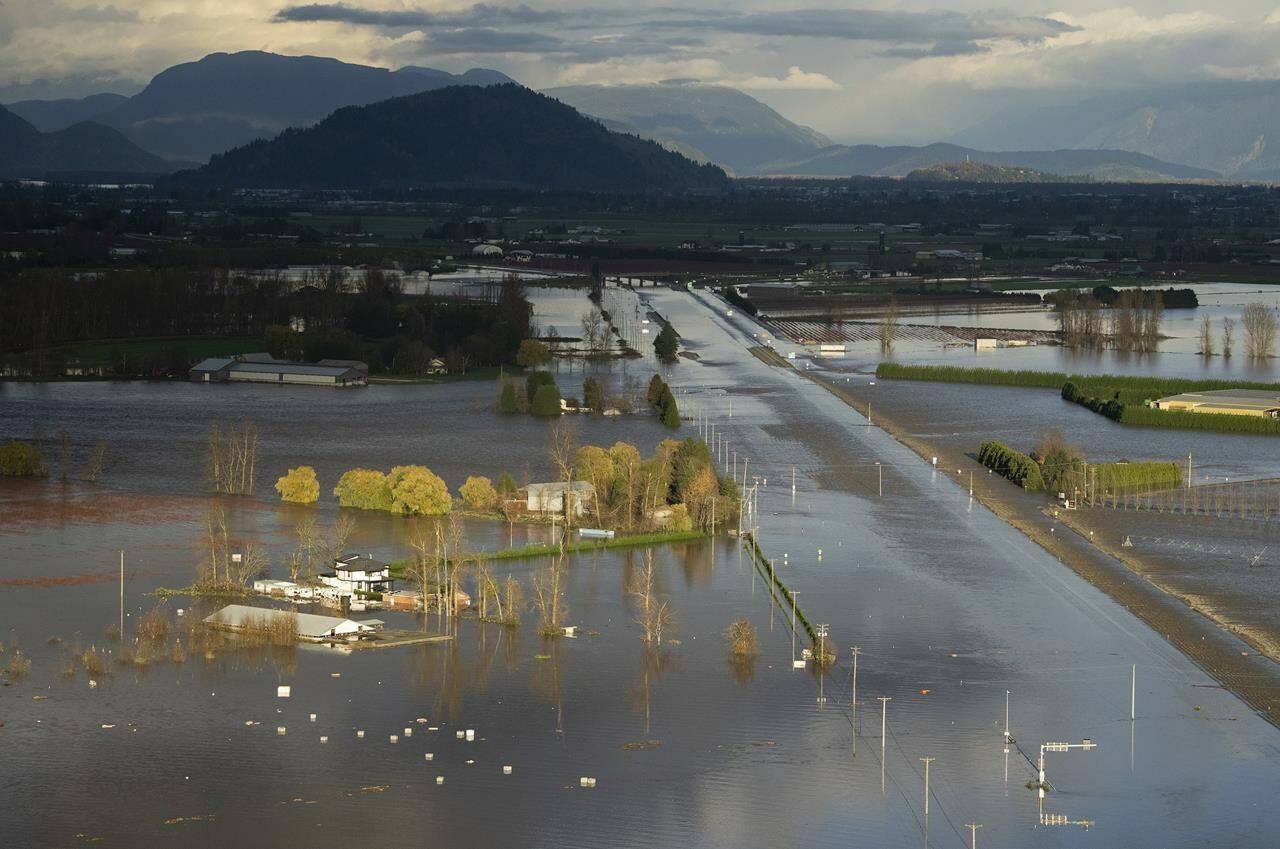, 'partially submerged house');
203,604,384,642
524,481,595,517
189,353,367,387
319,554,394,599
